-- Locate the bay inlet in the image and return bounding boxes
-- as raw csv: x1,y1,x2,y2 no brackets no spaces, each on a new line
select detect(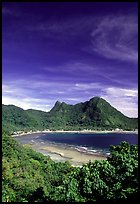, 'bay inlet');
13,132,138,166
